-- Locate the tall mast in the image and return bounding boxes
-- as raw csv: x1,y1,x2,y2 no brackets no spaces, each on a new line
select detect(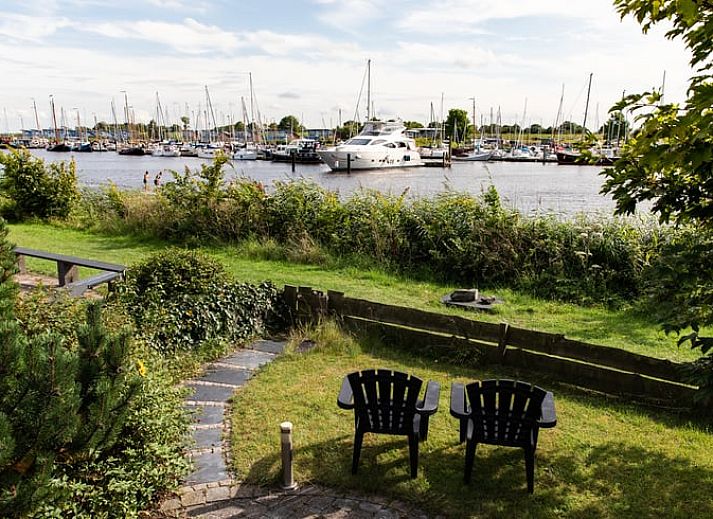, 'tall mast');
205,85,218,142
553,83,564,145
122,90,130,142
366,58,371,122
469,97,476,146
582,72,593,136
50,95,60,143
32,98,41,138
